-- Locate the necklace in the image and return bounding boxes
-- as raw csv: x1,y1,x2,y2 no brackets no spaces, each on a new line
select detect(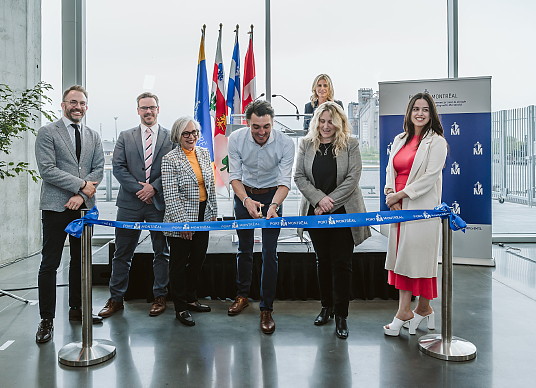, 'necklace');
320,143,333,156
